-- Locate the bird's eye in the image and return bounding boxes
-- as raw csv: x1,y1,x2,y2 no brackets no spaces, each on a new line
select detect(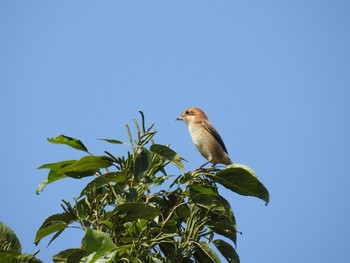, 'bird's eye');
185,110,190,115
